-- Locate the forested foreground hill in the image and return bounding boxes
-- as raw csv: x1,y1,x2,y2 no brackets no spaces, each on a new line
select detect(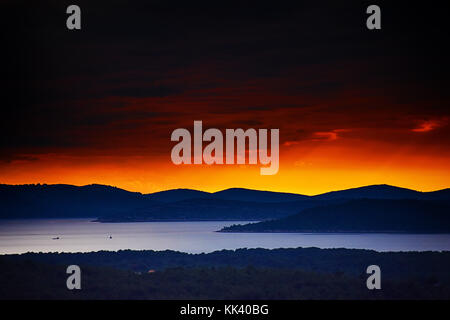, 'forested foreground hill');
1,248,450,299
220,199,450,233
1,260,450,299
